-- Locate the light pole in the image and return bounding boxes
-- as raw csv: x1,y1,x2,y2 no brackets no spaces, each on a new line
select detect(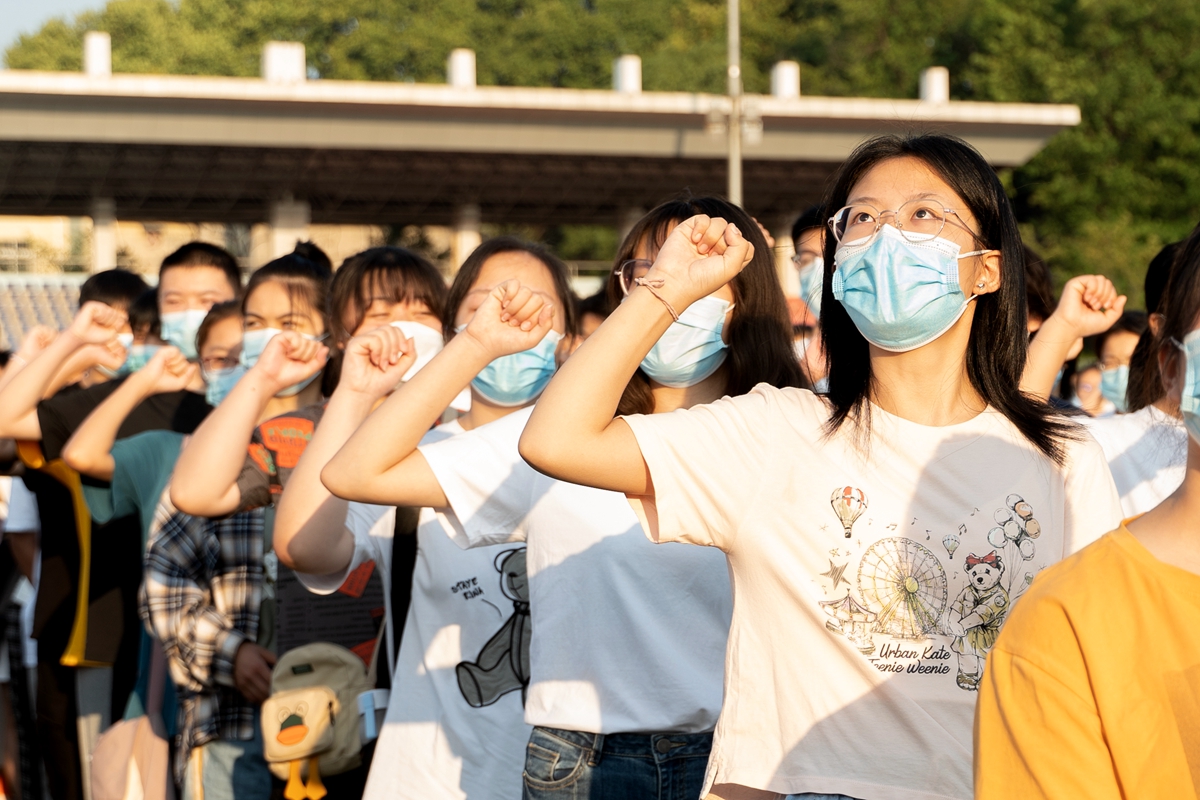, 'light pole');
727,0,742,207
